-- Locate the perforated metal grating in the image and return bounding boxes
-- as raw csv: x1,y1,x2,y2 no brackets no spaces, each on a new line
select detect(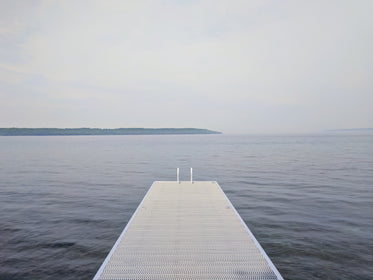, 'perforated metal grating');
93,181,283,280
